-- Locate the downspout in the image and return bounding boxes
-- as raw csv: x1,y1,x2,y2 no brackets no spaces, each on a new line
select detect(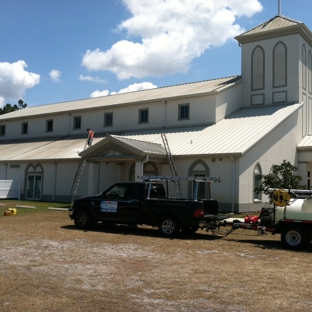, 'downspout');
141,155,149,177
52,161,57,202
67,112,71,135
97,162,101,194
4,162,8,180
231,156,236,213
163,100,167,128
